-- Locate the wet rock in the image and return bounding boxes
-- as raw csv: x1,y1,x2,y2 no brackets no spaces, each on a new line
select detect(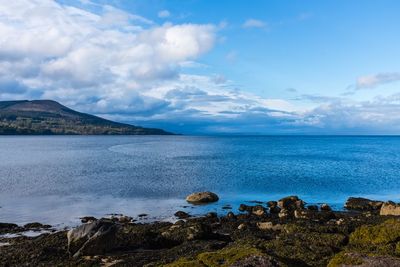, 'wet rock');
320,203,332,211
0,222,18,229
239,204,252,213
277,196,305,211
307,205,319,211
80,216,97,223
186,191,219,204
222,205,232,210
344,197,383,211
380,201,400,216
252,205,266,216
267,201,281,214
206,212,218,218
23,222,51,229
257,221,283,231
248,200,264,204
227,212,236,220
138,213,148,218
174,211,190,219
67,219,119,258
0,222,21,234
